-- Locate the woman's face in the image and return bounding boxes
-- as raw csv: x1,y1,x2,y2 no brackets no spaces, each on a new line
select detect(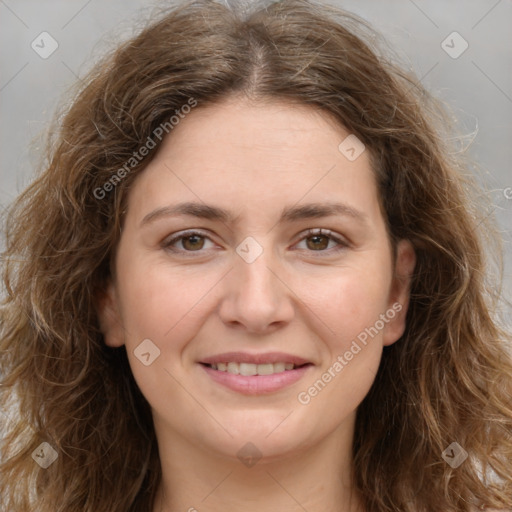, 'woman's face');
99,96,415,462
